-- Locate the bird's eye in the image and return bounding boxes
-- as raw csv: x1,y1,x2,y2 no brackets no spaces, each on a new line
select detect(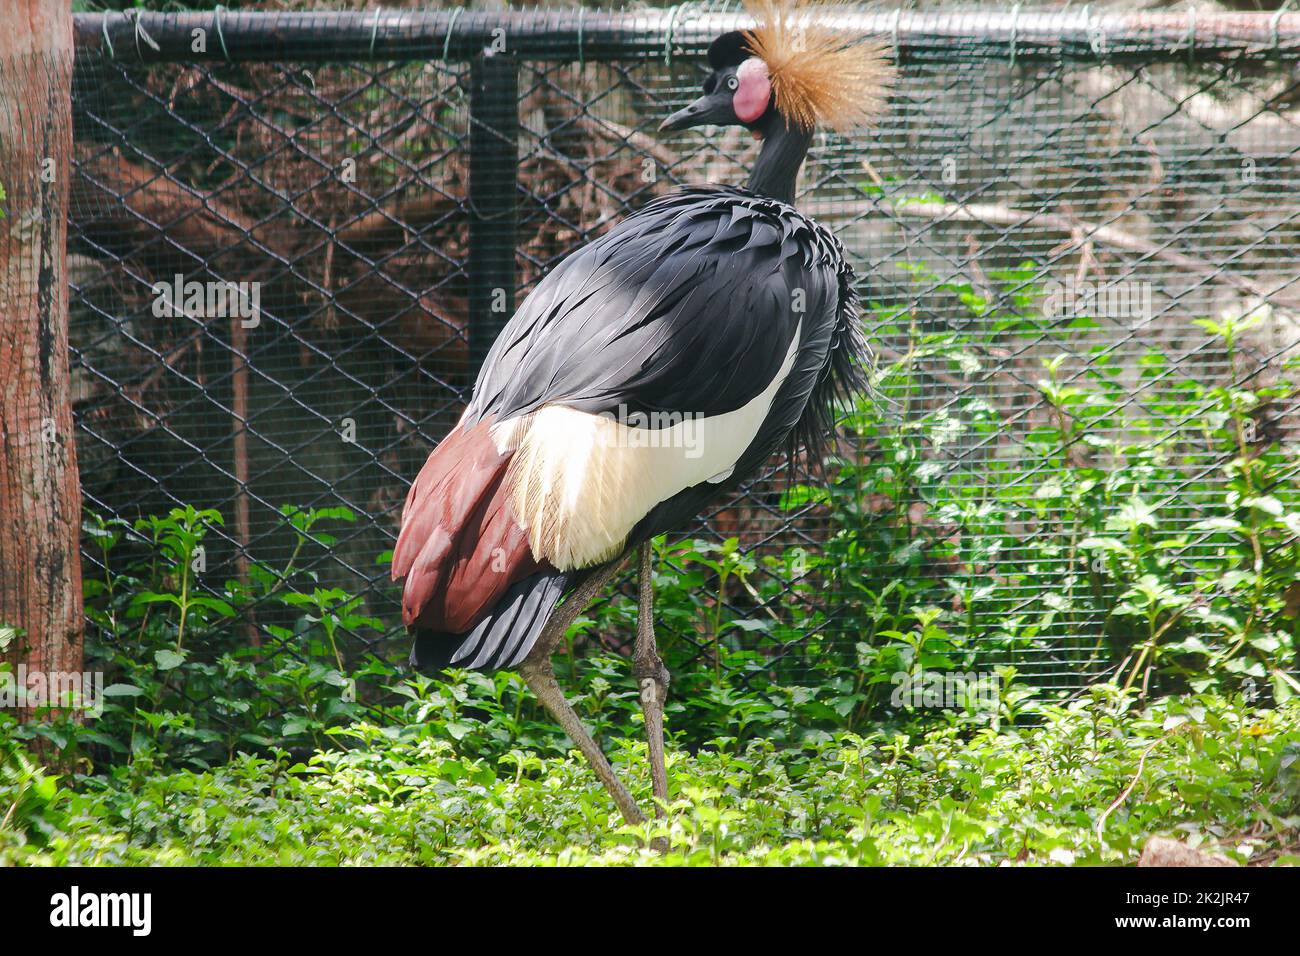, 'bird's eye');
725,75,739,91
